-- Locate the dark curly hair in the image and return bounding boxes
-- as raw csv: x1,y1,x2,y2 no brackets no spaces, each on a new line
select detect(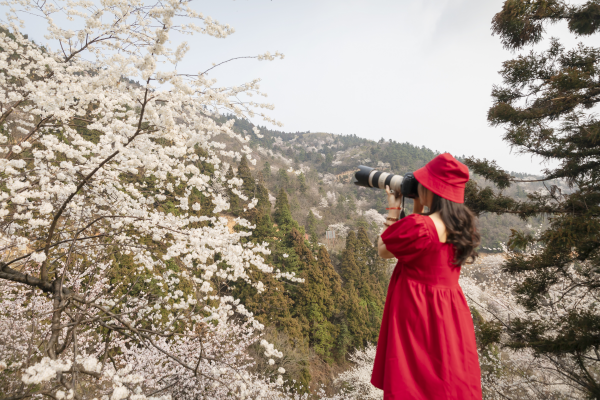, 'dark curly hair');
424,190,480,265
